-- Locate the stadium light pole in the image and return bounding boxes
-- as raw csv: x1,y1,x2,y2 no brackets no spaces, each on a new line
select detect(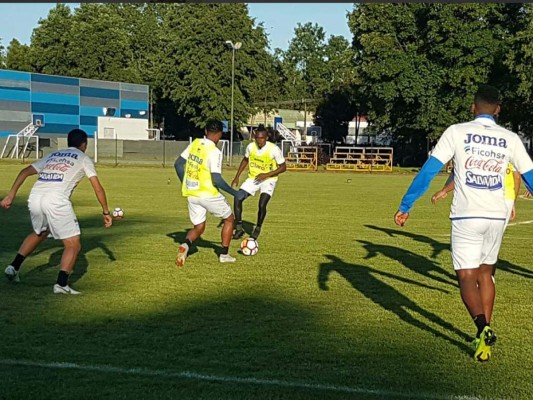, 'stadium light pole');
225,40,241,166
